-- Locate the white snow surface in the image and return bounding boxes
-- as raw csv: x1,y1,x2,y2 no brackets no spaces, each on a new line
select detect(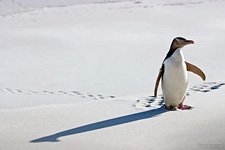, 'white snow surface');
0,0,225,150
